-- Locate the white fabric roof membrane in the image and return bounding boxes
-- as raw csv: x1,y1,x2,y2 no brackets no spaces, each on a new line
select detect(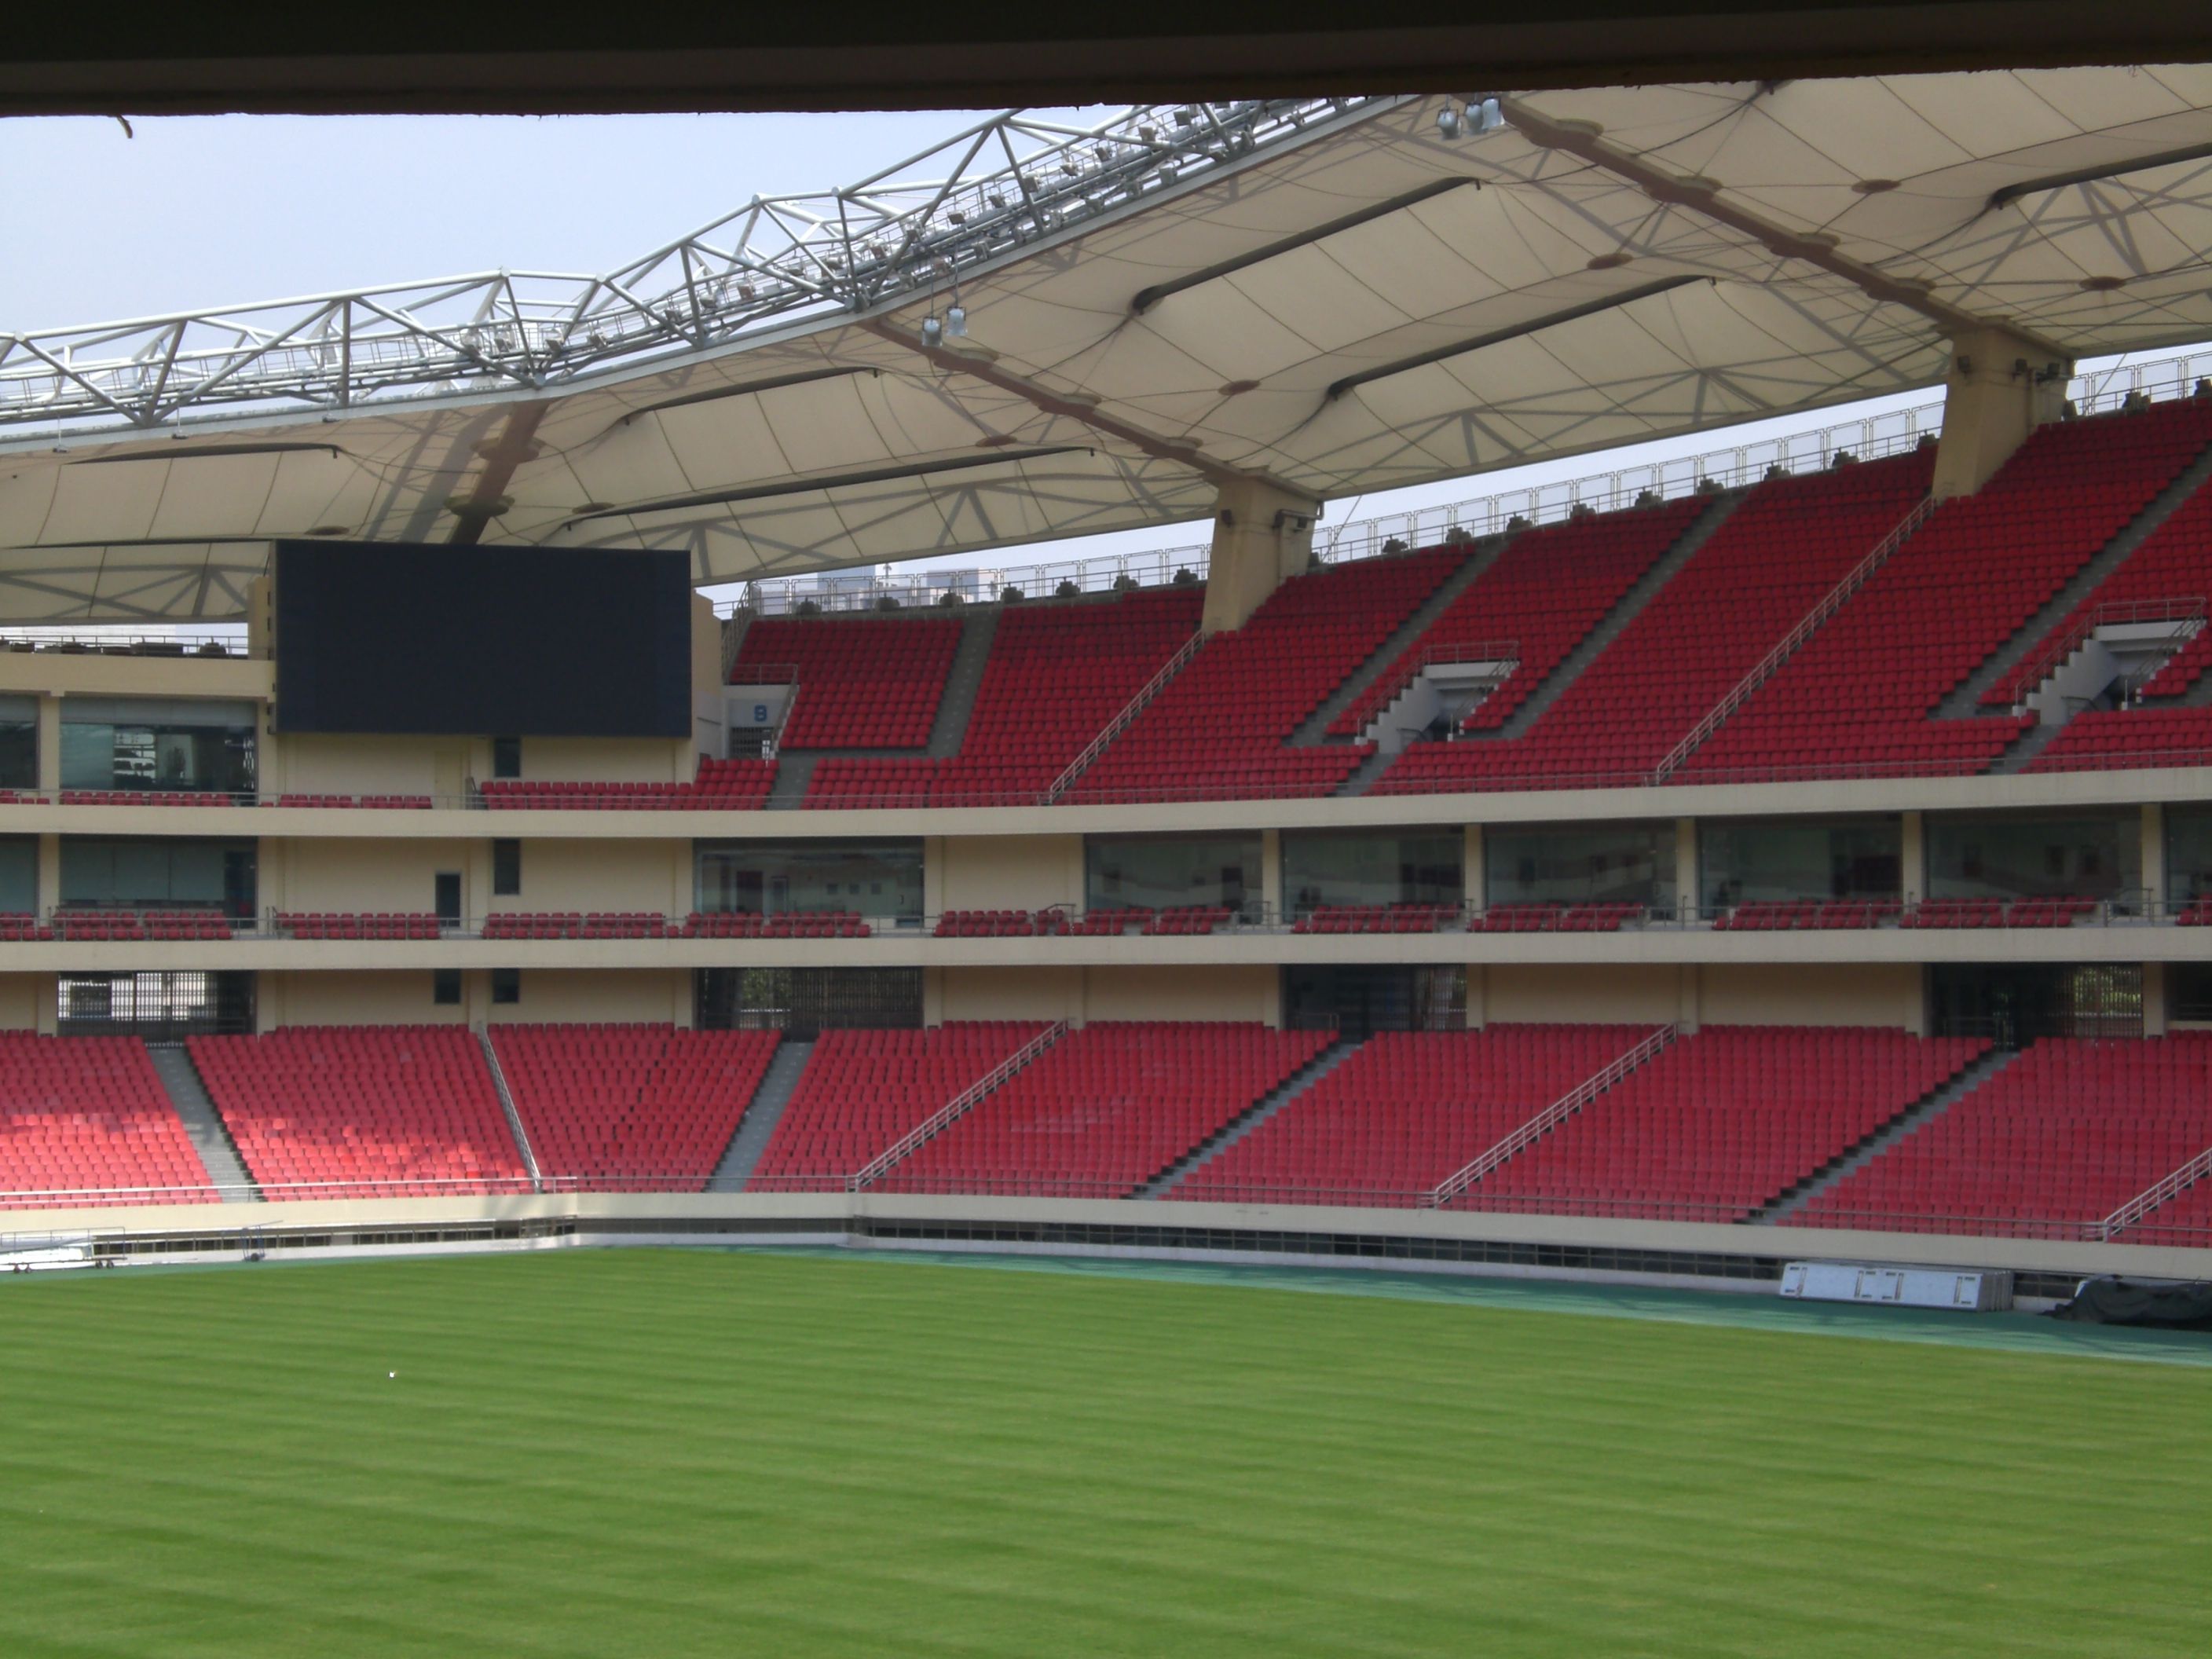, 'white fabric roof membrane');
4,68,2210,621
